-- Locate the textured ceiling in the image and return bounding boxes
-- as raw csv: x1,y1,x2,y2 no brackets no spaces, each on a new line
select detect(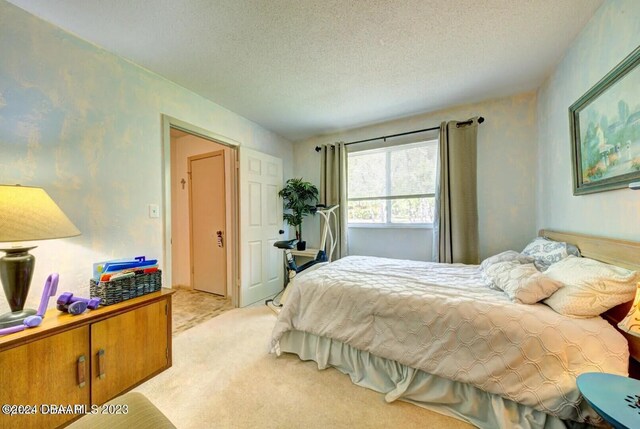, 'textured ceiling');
8,0,603,141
